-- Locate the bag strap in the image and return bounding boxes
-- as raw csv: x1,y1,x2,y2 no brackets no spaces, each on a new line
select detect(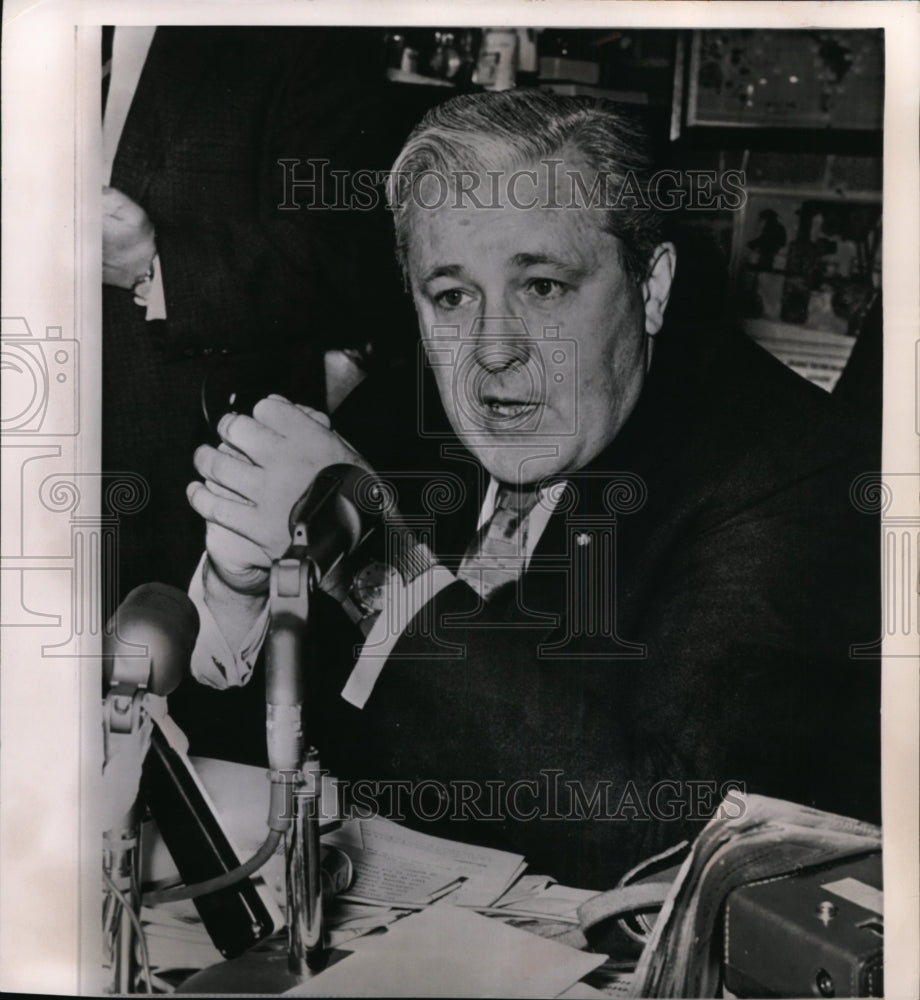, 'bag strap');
554,879,674,951
577,880,675,933
557,842,690,951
